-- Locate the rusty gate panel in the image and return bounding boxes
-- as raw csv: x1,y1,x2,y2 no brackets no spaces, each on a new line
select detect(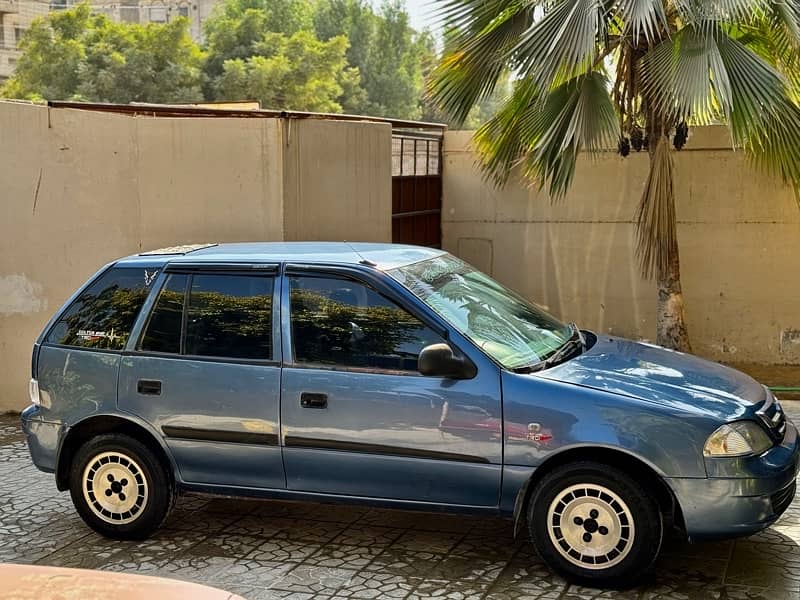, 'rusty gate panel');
391,133,443,248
